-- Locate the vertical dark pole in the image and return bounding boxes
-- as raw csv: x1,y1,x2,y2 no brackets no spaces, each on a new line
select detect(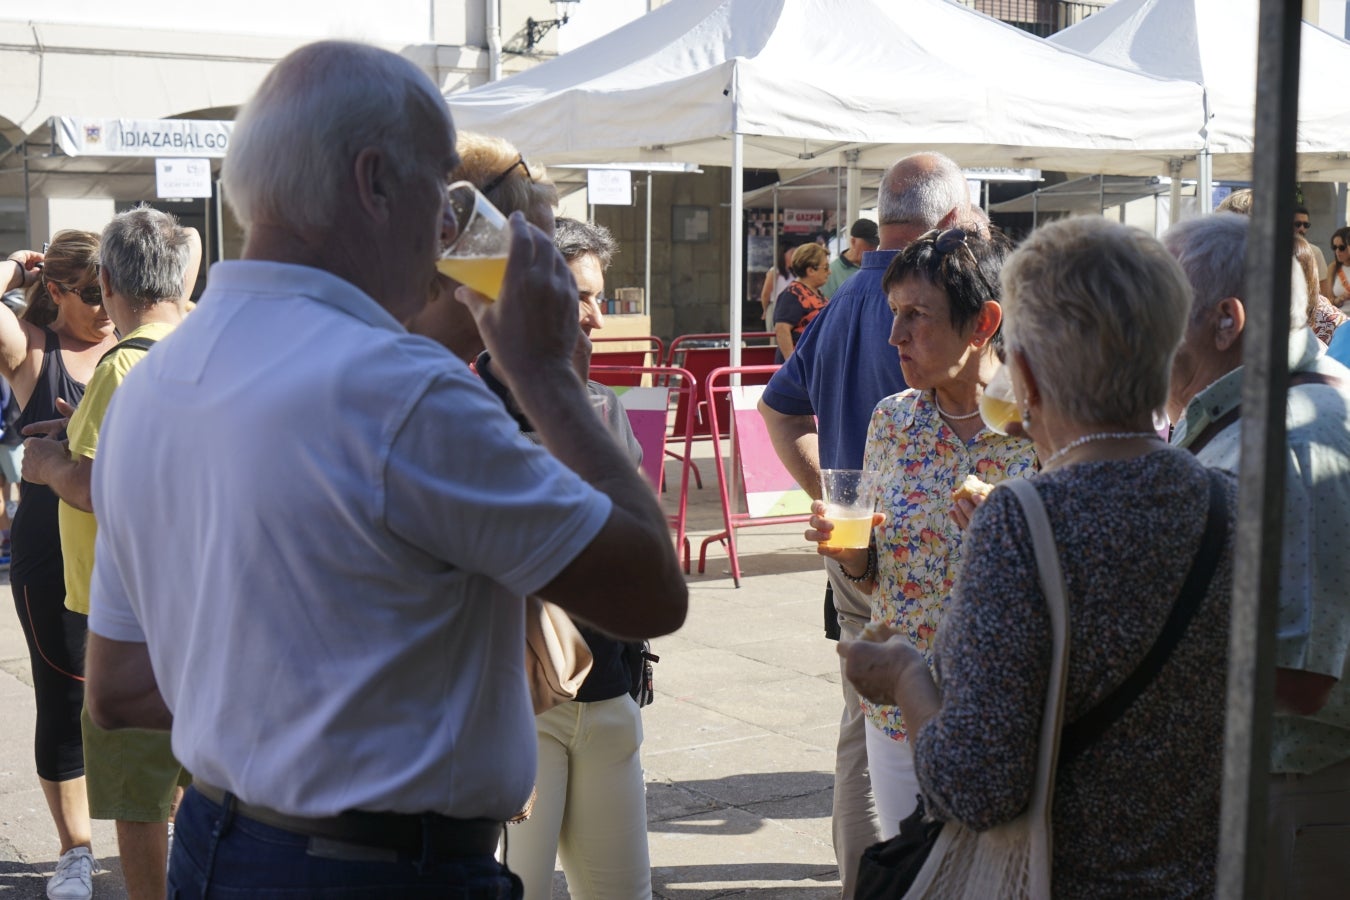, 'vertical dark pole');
1215,1,1300,897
